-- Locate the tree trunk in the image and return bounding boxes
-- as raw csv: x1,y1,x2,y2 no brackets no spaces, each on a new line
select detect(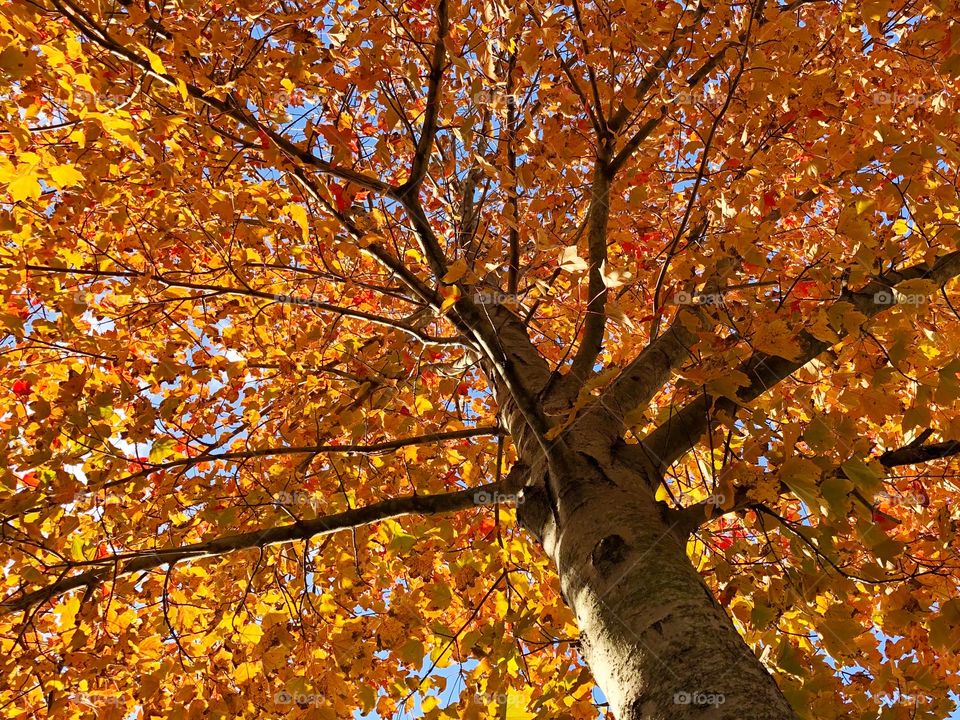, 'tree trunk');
519,446,798,720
